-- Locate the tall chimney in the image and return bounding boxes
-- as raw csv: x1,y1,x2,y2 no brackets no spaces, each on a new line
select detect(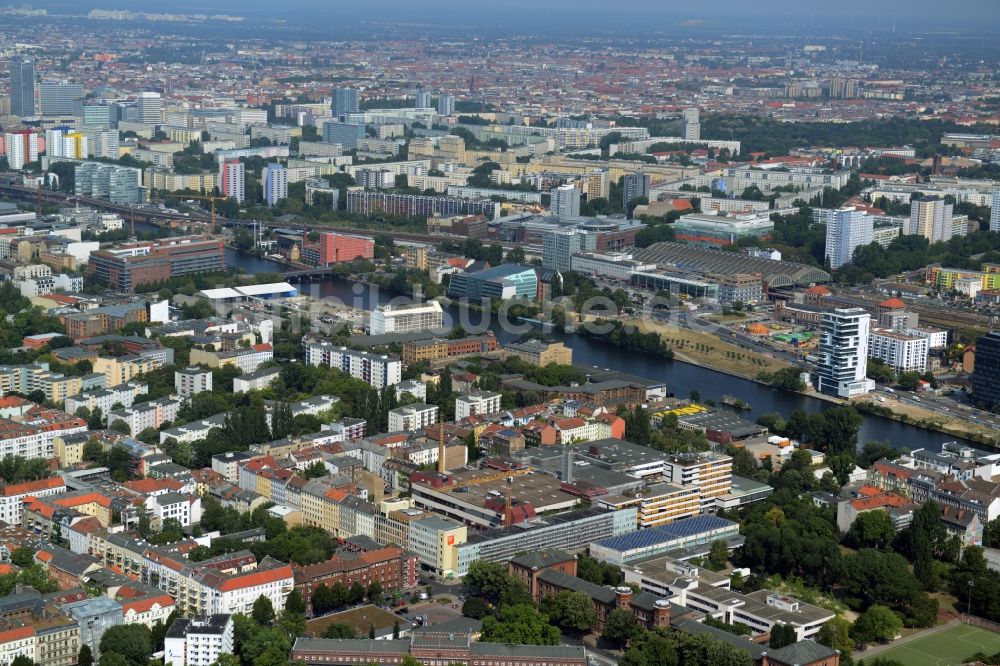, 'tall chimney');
437,420,446,474
563,447,574,484
504,482,513,526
